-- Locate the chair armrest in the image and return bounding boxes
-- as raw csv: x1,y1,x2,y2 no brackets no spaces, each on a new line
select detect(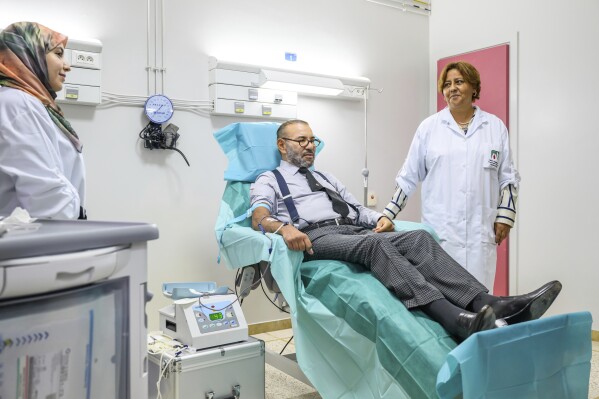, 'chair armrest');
219,225,273,270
